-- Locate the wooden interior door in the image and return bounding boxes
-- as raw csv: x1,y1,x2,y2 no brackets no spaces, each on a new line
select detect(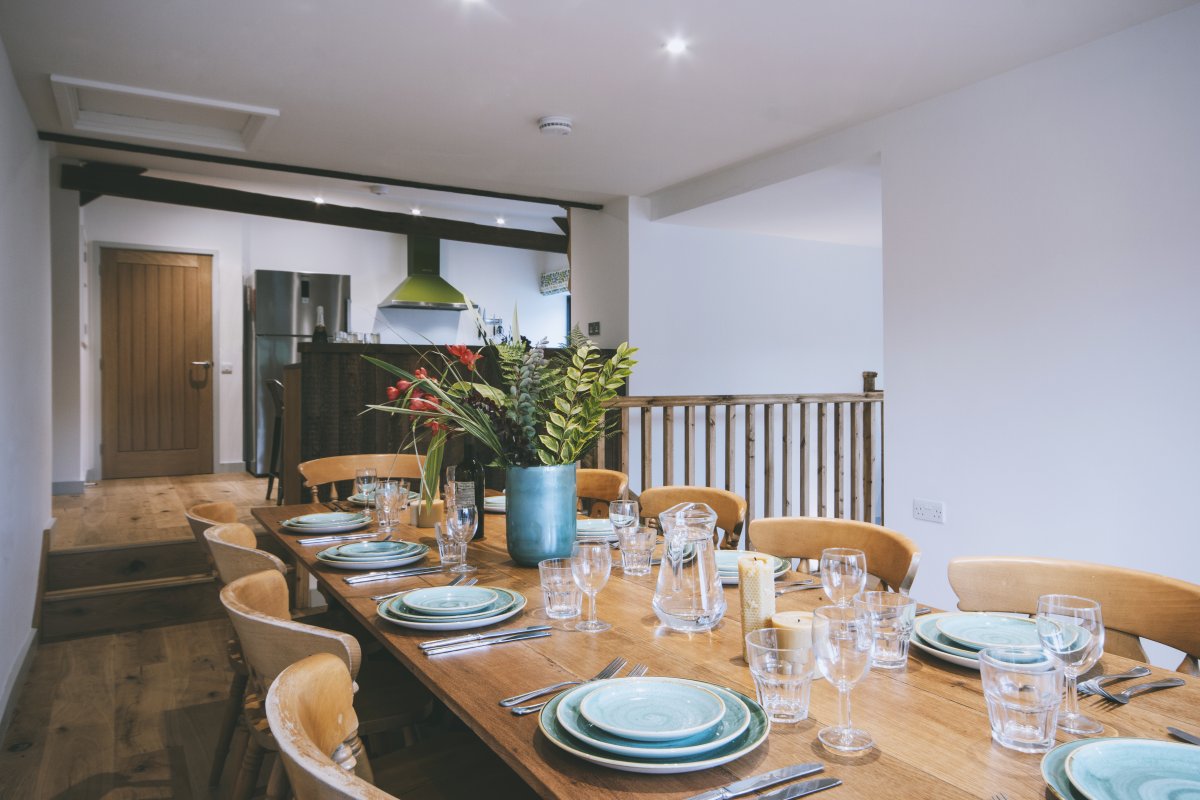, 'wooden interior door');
101,248,214,478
